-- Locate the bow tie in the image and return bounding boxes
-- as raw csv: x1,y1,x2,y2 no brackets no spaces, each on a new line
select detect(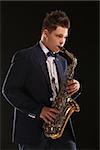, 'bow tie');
47,51,57,58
